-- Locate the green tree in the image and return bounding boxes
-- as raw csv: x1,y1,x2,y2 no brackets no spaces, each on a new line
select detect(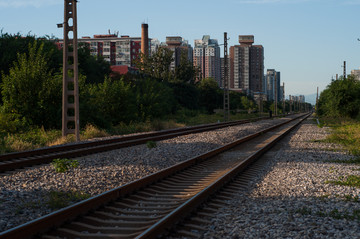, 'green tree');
0,32,62,102
135,48,174,81
134,78,175,121
87,77,136,125
168,82,199,110
173,51,198,84
241,96,256,112
197,77,222,114
1,41,61,128
318,75,360,118
78,44,111,84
